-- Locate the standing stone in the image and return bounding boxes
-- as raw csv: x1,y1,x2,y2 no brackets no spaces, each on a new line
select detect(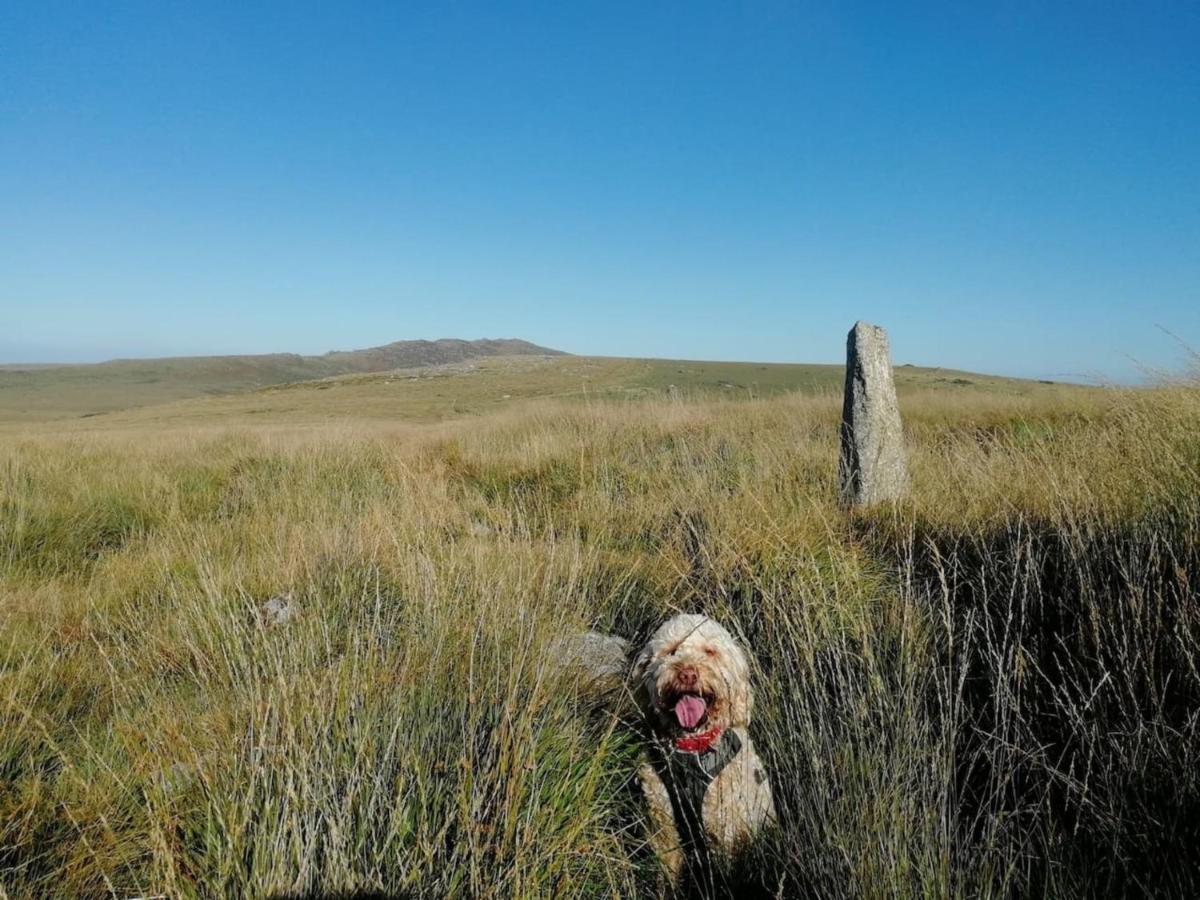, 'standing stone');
838,321,909,507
